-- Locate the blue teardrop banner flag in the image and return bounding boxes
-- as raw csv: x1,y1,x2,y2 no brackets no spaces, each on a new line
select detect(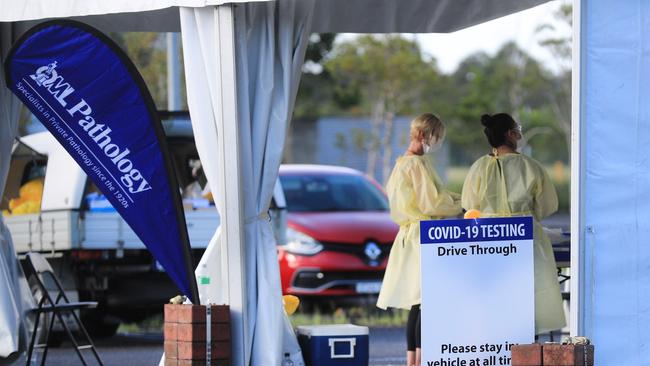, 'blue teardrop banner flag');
4,20,199,304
